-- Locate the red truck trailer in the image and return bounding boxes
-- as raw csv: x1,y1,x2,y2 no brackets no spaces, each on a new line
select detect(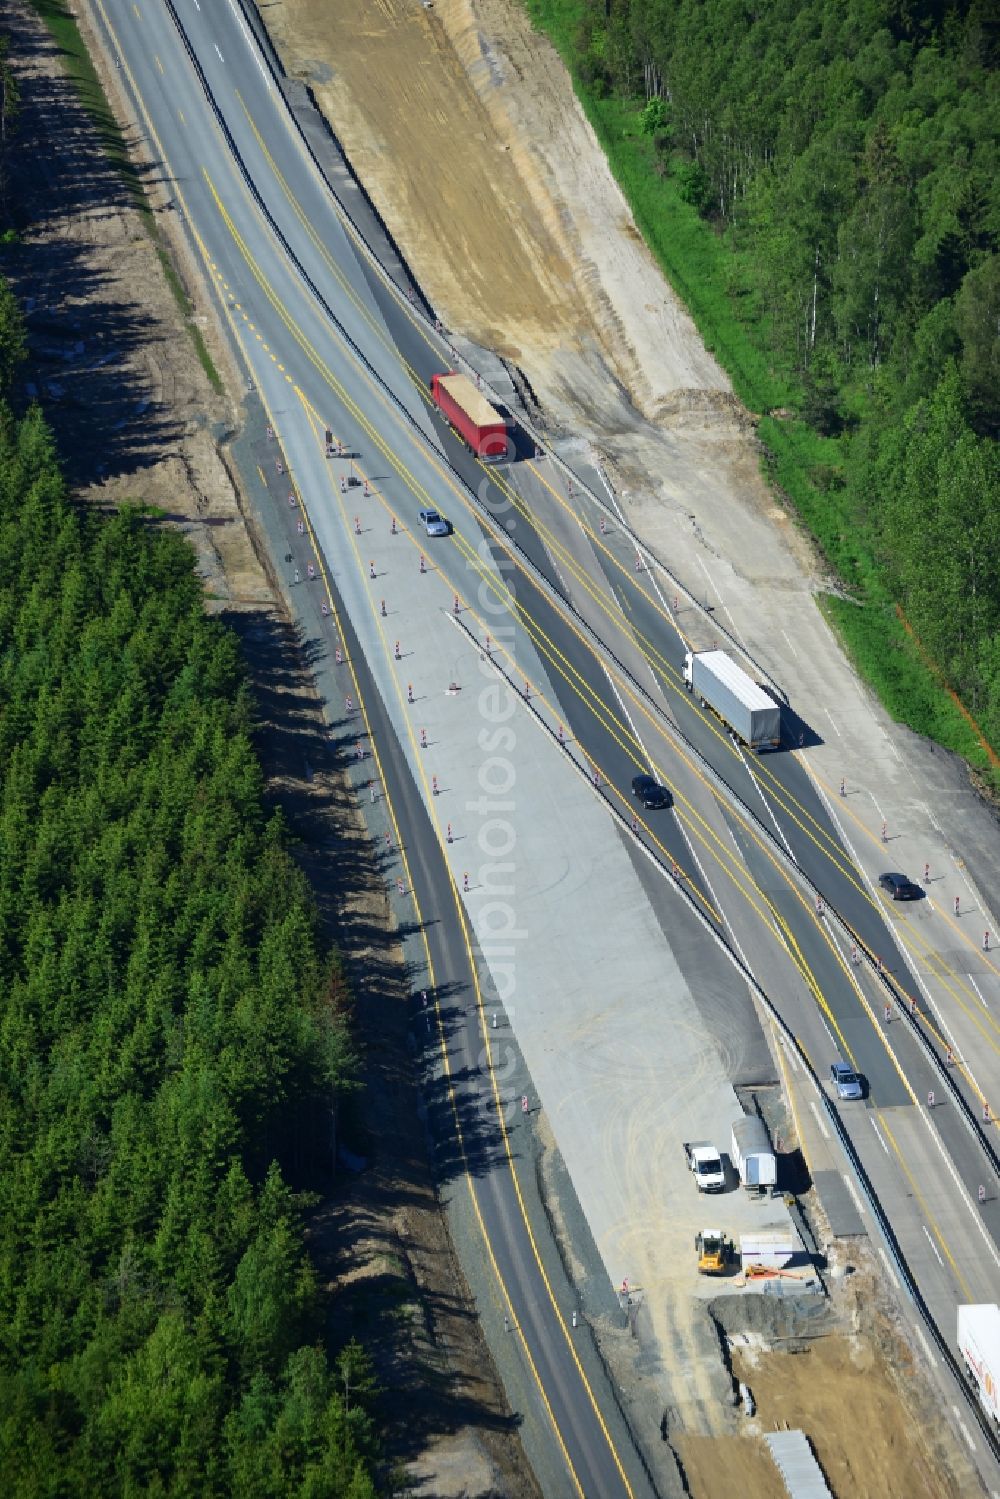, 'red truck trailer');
430,372,507,460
